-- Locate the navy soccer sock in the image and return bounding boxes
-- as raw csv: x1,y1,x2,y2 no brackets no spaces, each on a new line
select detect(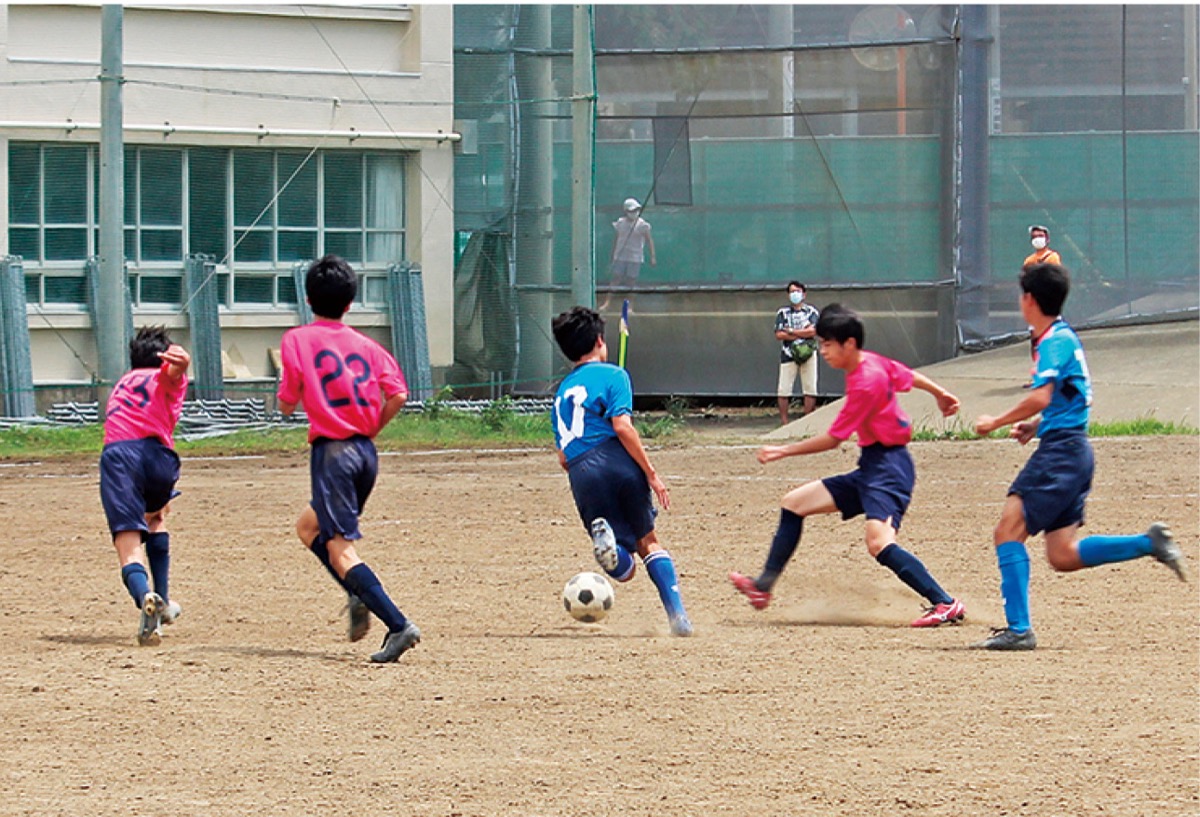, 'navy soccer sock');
120,563,152,608
609,546,636,582
145,532,171,603
343,563,408,633
875,544,953,606
309,535,354,595
643,550,688,621
757,509,804,591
